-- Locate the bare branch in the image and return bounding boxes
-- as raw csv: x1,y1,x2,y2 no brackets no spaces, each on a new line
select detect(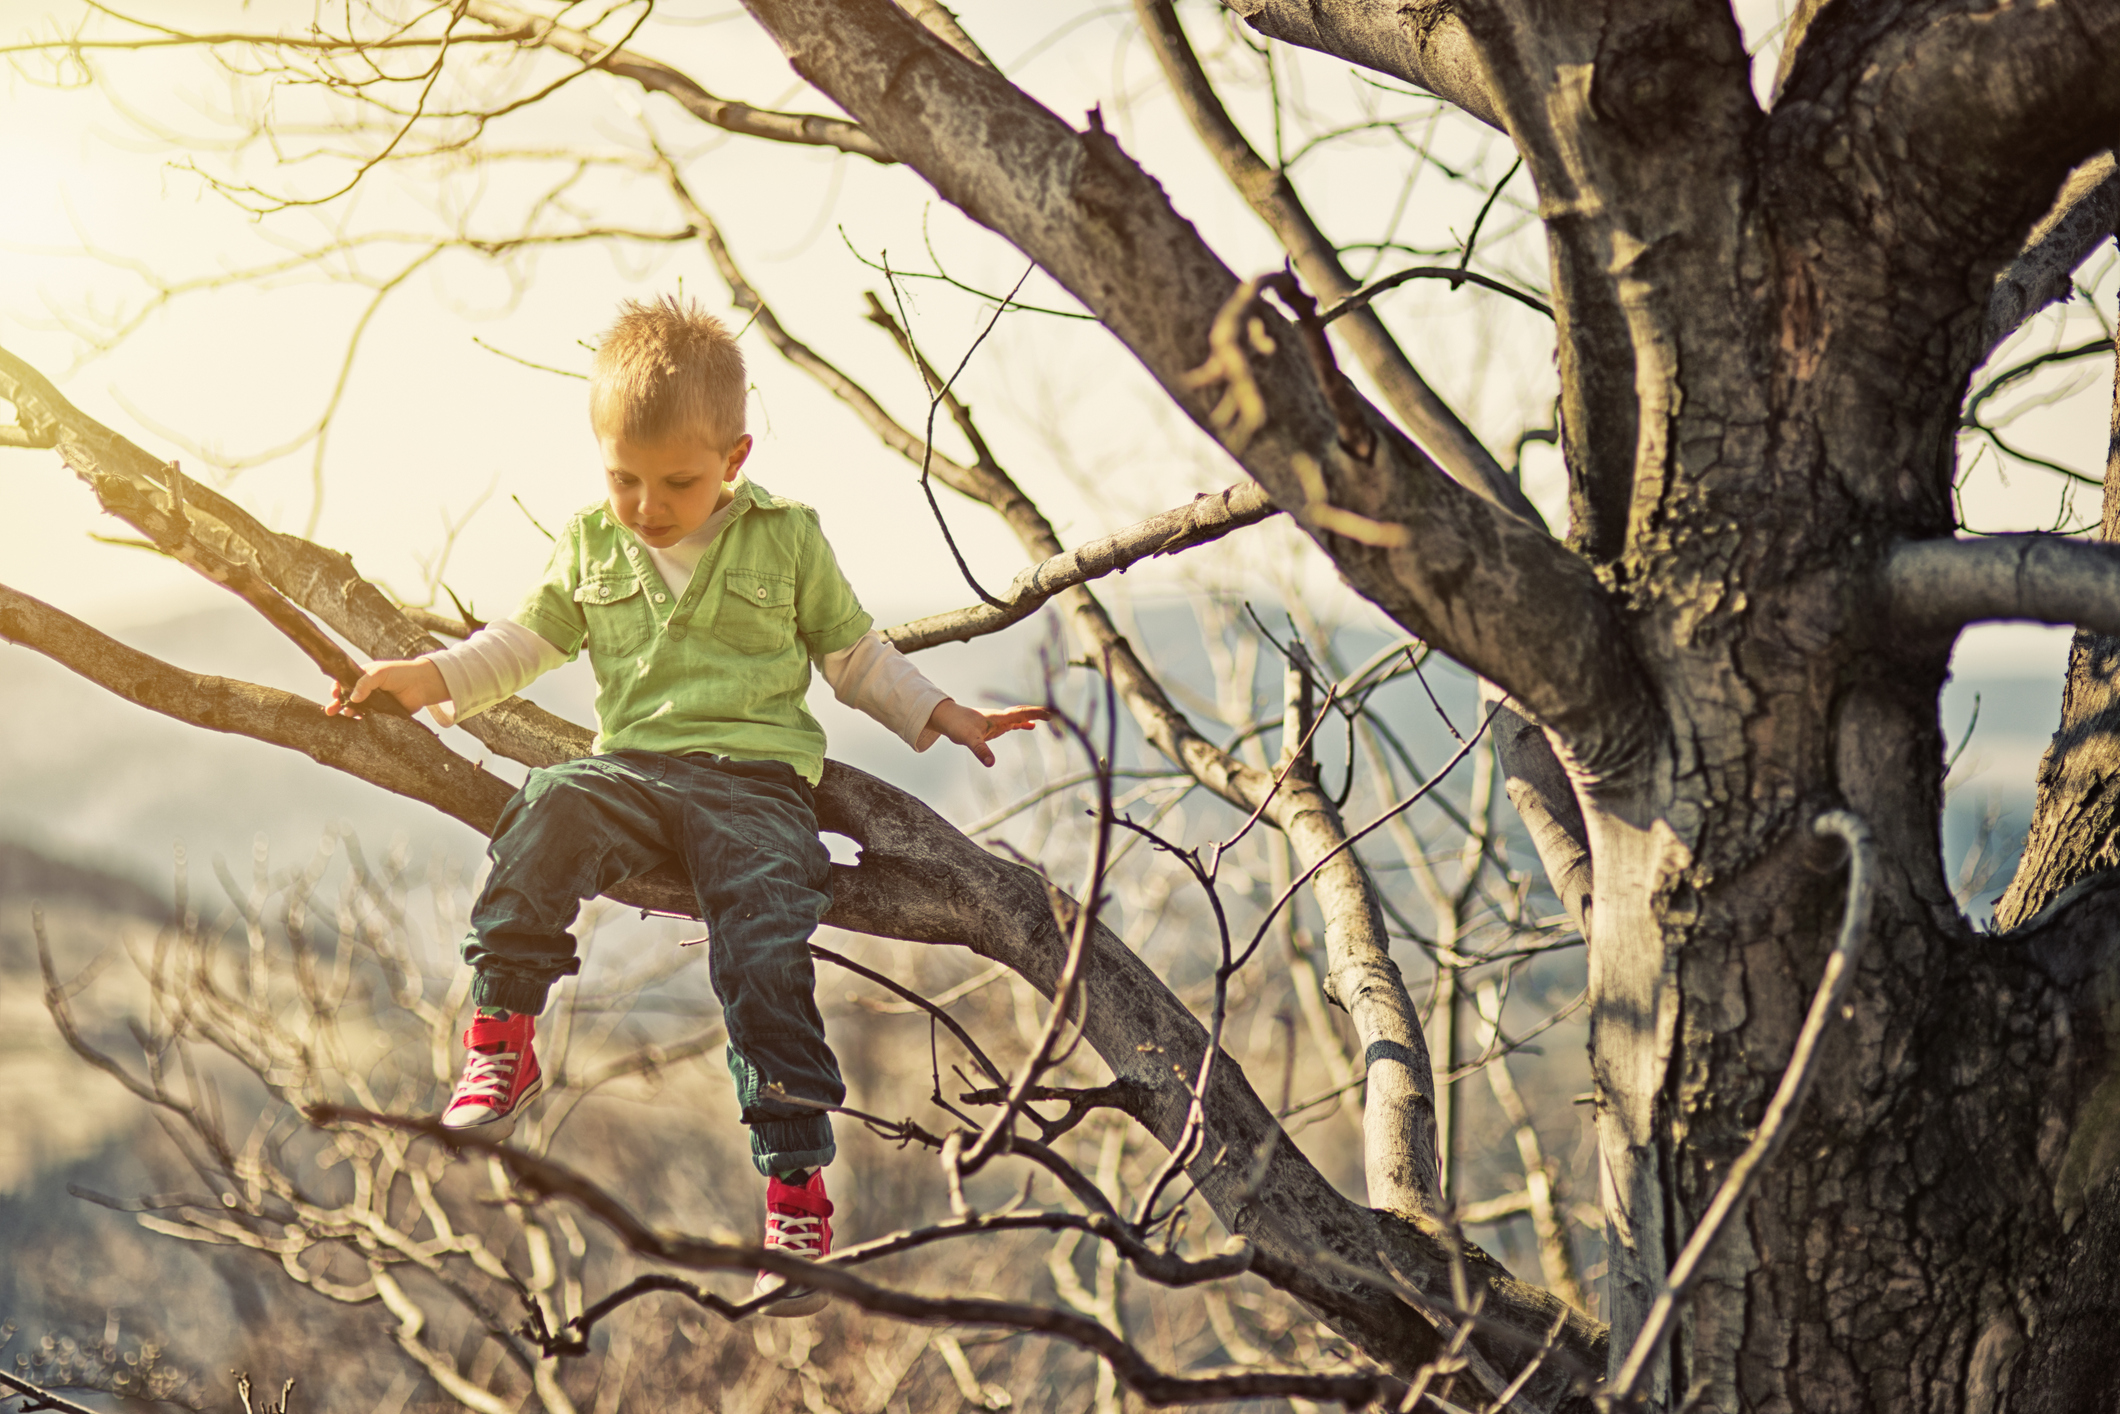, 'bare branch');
0,1370,109,1414
0,346,408,708
0,582,515,835
882,482,1280,652
1319,264,1553,324
0,339,591,770
1482,685,1593,941
1212,0,1505,132
1137,0,1538,524
1472,977,1583,1311
1885,534,2120,639
1984,151,2120,359
309,1106,1405,1406
809,942,1005,1088
463,0,894,163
